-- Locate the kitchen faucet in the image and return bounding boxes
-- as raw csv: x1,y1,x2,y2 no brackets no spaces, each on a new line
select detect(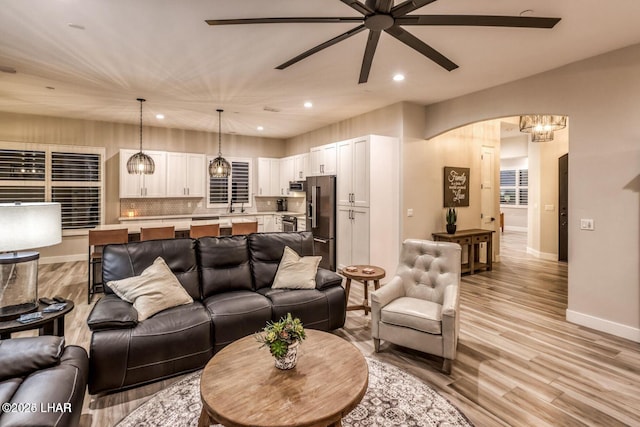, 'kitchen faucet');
241,202,245,213
229,200,234,213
